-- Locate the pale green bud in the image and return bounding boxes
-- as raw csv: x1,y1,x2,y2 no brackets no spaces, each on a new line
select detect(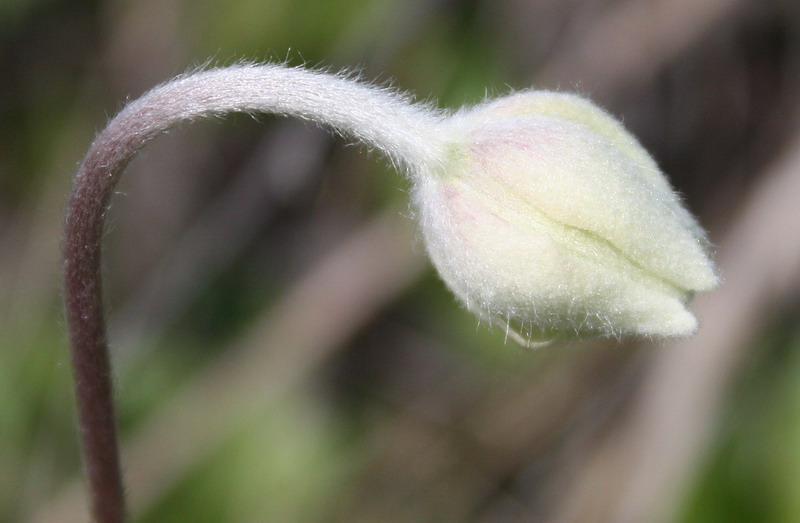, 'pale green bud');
414,91,718,344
